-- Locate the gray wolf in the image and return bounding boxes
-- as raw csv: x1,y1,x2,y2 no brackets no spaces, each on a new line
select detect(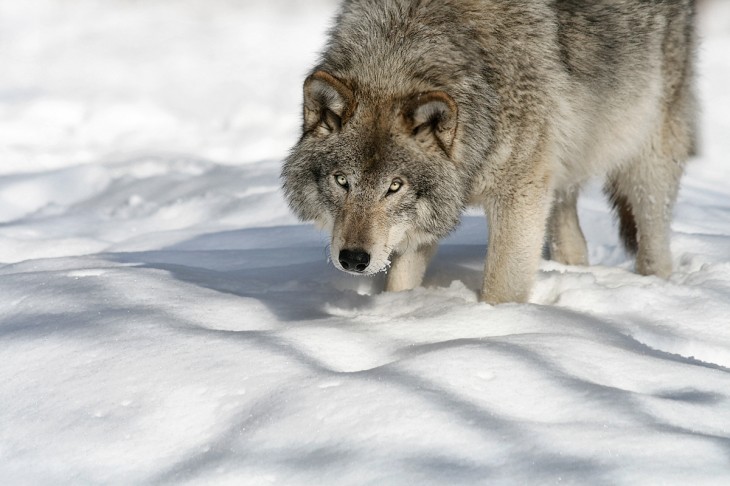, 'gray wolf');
282,0,696,304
